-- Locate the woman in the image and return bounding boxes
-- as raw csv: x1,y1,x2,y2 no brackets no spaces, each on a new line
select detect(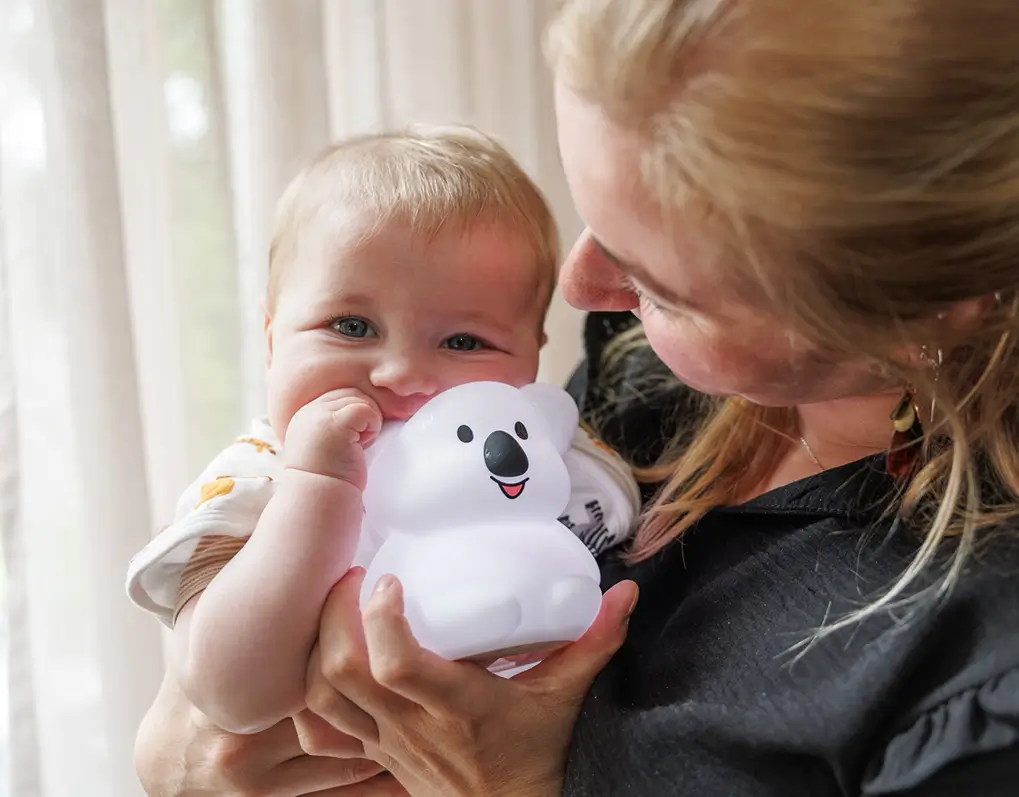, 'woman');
136,0,1019,794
